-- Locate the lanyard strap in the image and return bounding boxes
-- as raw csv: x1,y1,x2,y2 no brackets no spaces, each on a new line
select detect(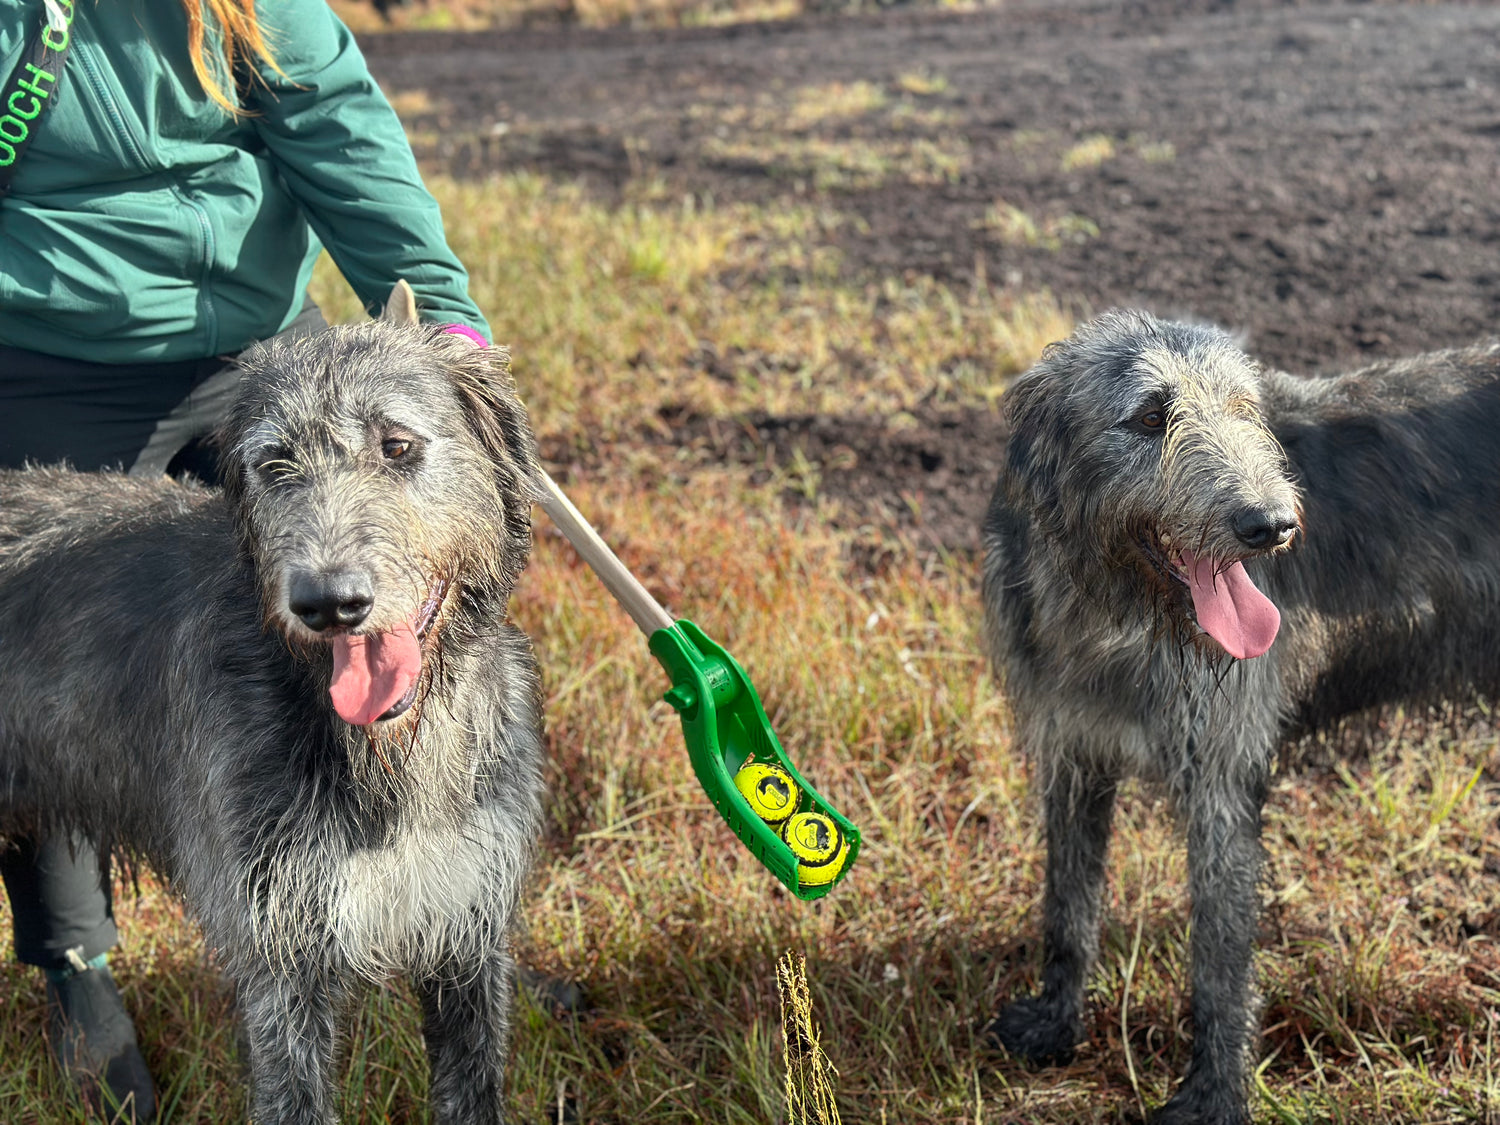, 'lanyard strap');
0,0,74,198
